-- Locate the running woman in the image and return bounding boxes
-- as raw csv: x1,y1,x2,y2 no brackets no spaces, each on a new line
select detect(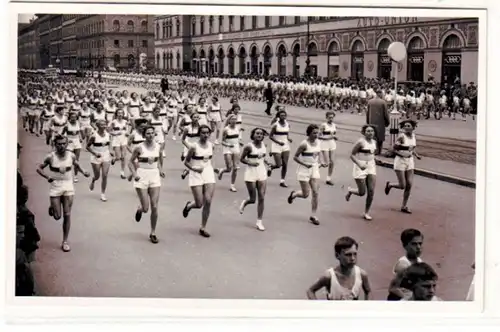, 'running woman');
36,134,90,252
306,236,371,300
128,125,165,244
207,96,223,144
78,102,93,143
62,112,83,183
180,112,200,179
50,106,68,144
345,125,377,221
109,109,129,179
182,125,216,238
268,109,292,187
196,96,209,126
387,228,424,300
86,119,113,202
150,106,167,153
165,98,178,140
40,98,55,145
384,119,421,214
216,114,240,192
239,127,270,231
287,124,324,225
319,111,338,185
